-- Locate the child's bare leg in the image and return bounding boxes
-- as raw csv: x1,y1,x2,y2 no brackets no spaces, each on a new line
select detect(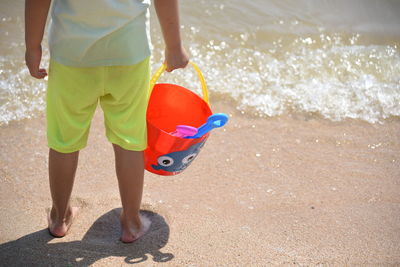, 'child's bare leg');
113,144,150,243
48,148,79,237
